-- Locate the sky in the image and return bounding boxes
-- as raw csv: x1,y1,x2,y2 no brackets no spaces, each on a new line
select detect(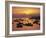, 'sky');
12,7,40,15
